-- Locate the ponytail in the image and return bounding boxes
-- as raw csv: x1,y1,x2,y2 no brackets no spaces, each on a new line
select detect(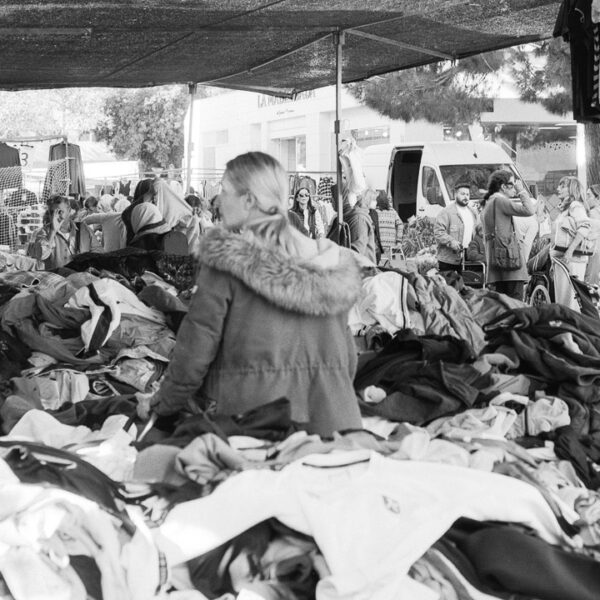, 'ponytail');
225,151,303,256
242,205,304,256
